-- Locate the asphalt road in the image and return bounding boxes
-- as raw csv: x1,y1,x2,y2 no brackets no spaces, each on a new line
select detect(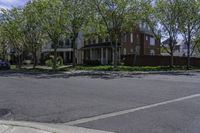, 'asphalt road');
0,72,200,133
